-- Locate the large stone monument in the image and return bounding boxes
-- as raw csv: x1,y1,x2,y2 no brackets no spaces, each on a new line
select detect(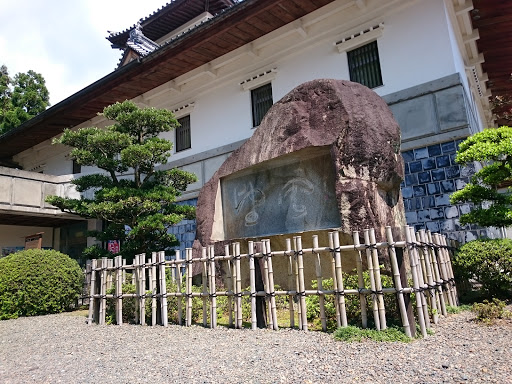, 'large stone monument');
194,79,405,287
